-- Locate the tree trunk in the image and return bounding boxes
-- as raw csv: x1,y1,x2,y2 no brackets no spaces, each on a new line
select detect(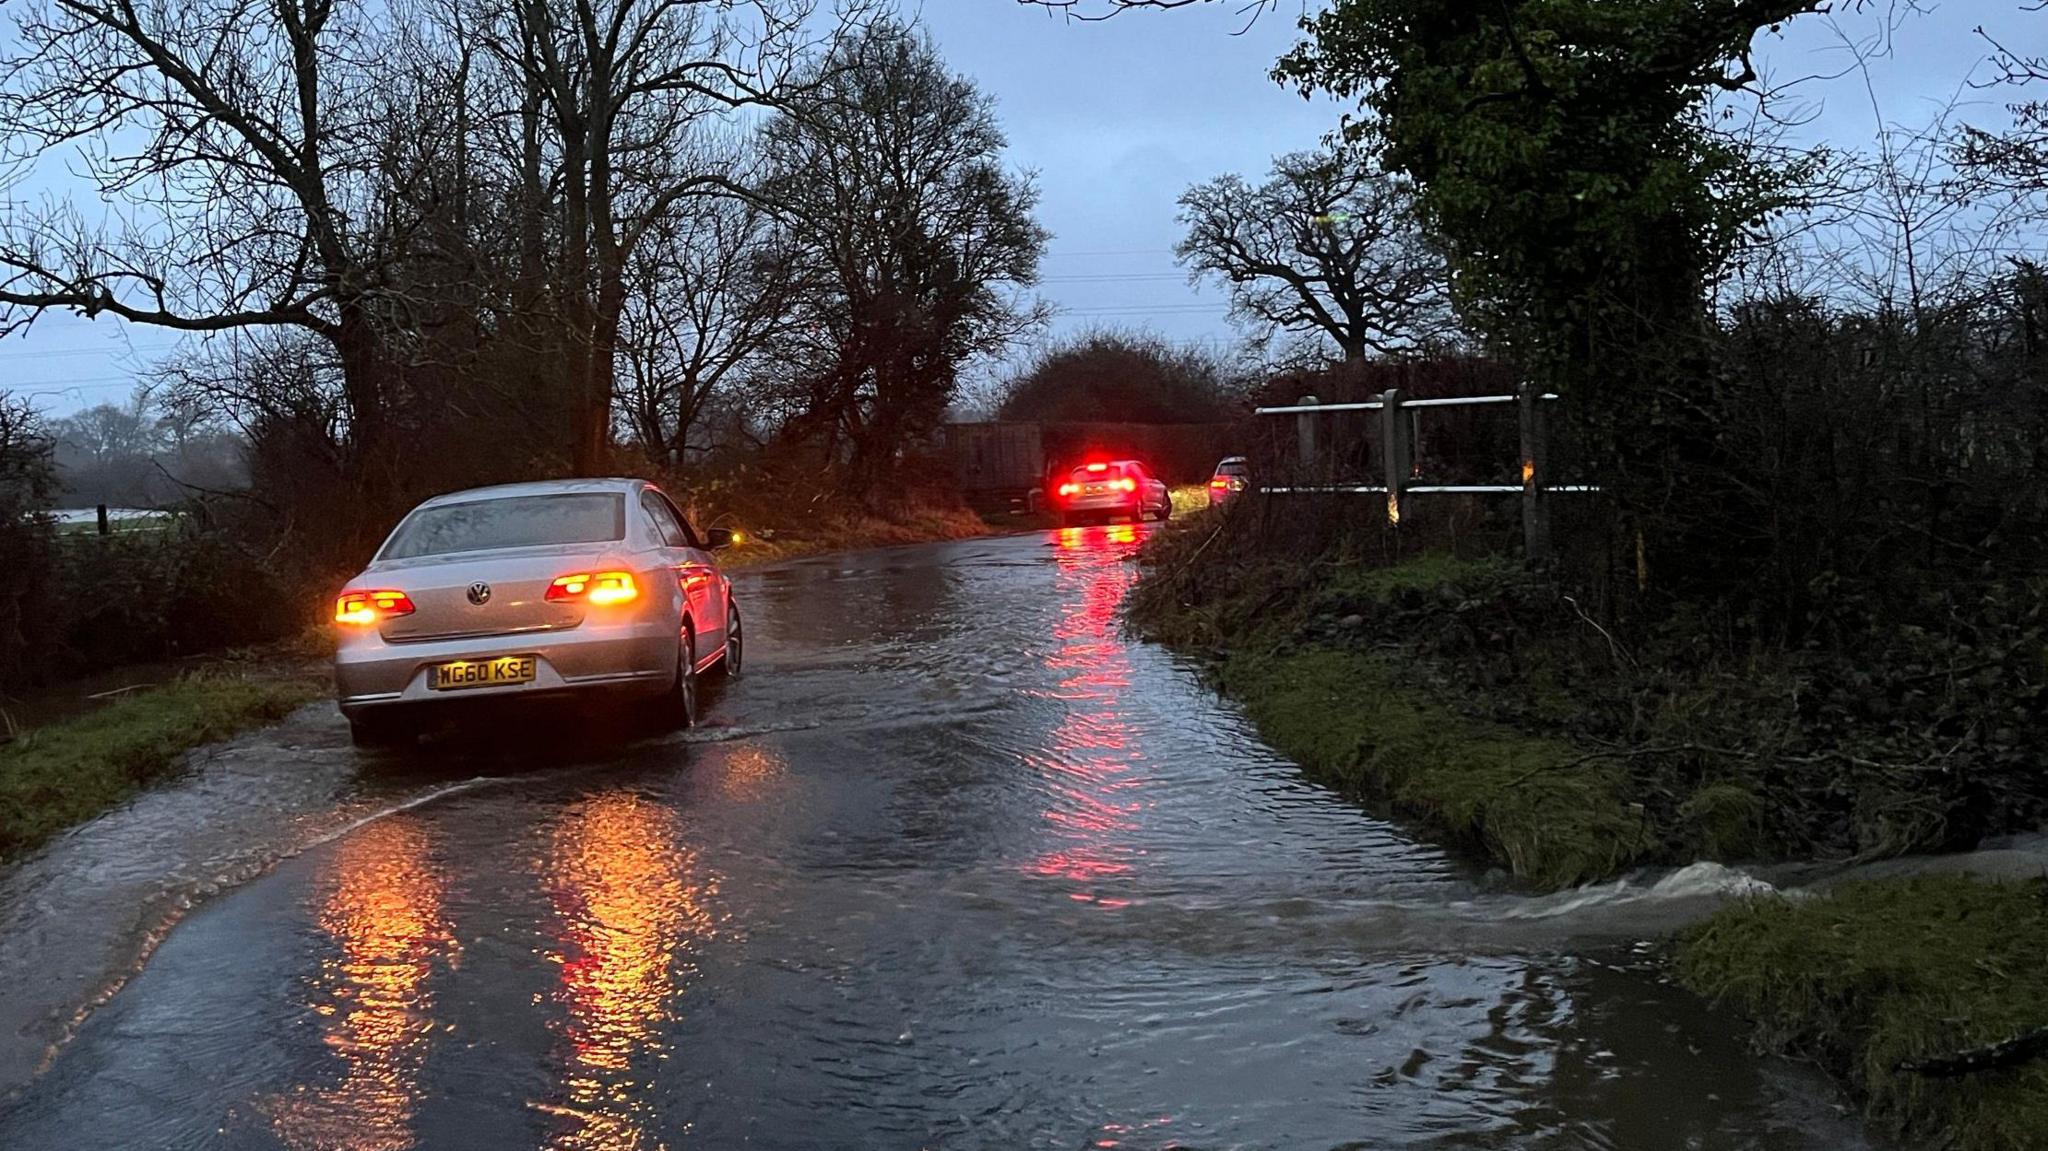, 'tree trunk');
333,295,394,553
571,275,624,474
